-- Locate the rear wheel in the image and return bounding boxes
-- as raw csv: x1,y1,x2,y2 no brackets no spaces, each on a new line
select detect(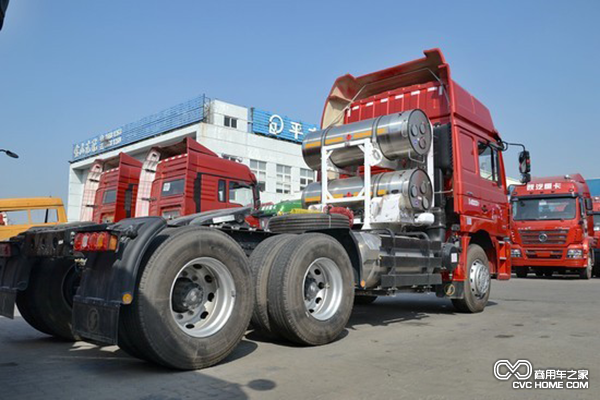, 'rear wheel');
452,244,490,313
17,259,79,340
121,227,253,370
515,267,528,278
534,270,544,277
543,270,553,277
267,233,354,345
16,259,54,336
249,234,295,335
